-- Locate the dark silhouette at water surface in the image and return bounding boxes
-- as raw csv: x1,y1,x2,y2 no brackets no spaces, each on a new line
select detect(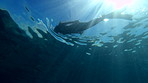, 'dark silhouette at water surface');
54,11,133,34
